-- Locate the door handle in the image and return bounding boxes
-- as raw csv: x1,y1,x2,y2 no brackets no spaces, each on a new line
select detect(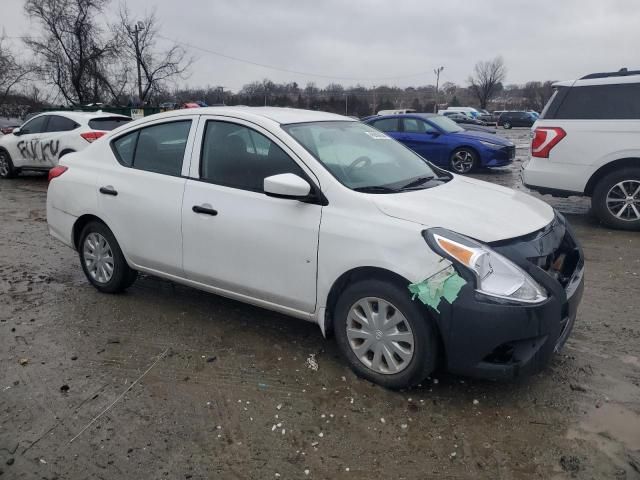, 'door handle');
192,205,218,216
99,186,118,196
